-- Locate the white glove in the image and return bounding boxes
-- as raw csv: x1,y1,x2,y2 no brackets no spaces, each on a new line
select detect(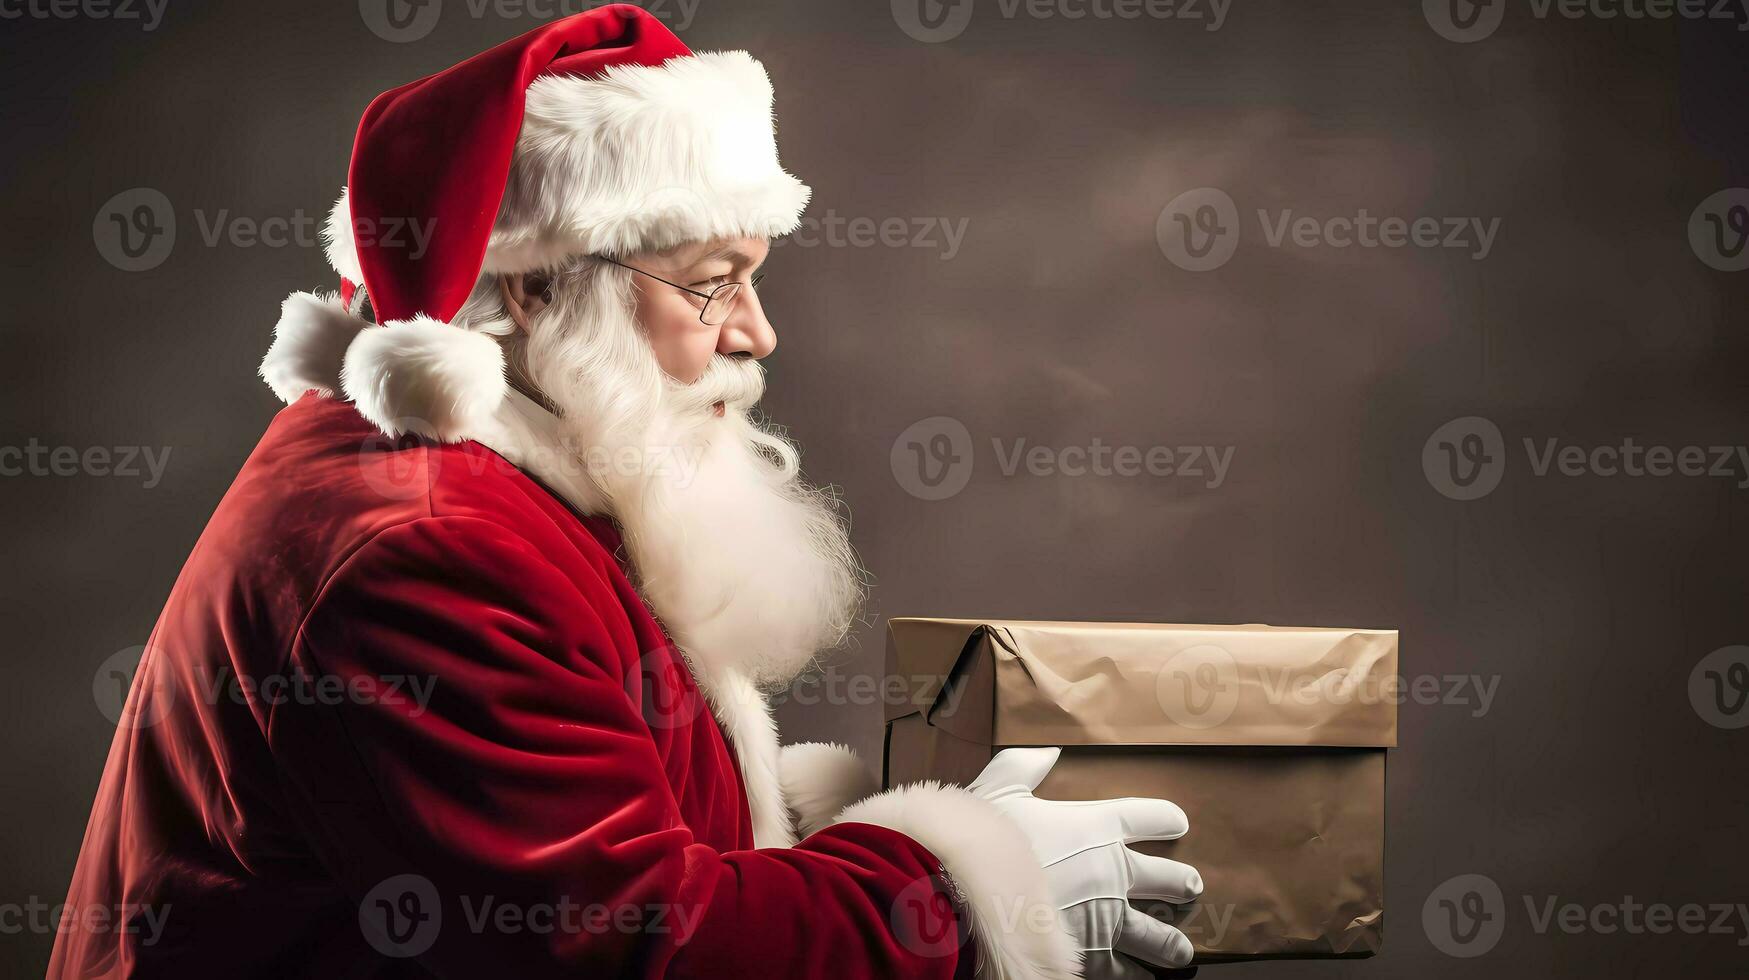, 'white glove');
969,747,1203,978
